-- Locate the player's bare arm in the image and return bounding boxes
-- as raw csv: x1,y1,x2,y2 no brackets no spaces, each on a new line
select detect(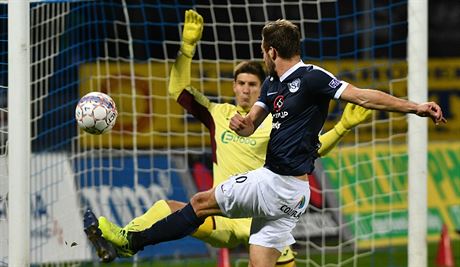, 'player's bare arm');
340,84,446,125
229,105,268,136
